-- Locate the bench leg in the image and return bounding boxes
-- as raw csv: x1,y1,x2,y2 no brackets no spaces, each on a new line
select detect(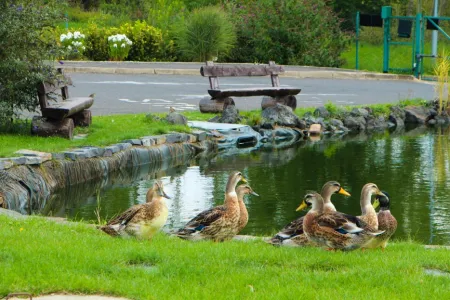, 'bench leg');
261,95,297,110
199,96,235,113
72,109,92,127
31,116,74,140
